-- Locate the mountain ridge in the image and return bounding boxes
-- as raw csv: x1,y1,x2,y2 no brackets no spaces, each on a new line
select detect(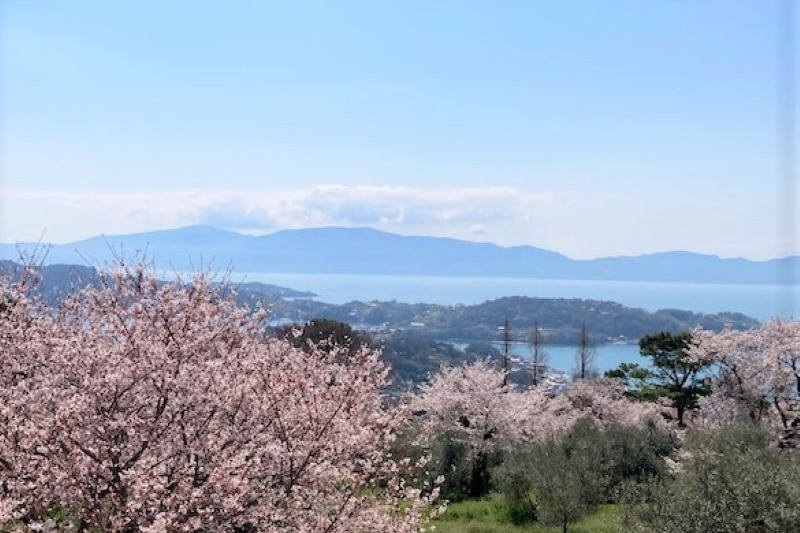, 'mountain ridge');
1,225,797,285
